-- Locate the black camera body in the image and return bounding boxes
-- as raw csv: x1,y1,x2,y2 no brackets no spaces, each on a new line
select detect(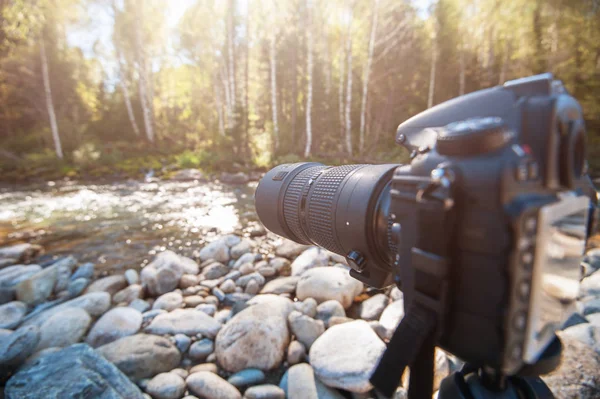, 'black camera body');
255,74,596,379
